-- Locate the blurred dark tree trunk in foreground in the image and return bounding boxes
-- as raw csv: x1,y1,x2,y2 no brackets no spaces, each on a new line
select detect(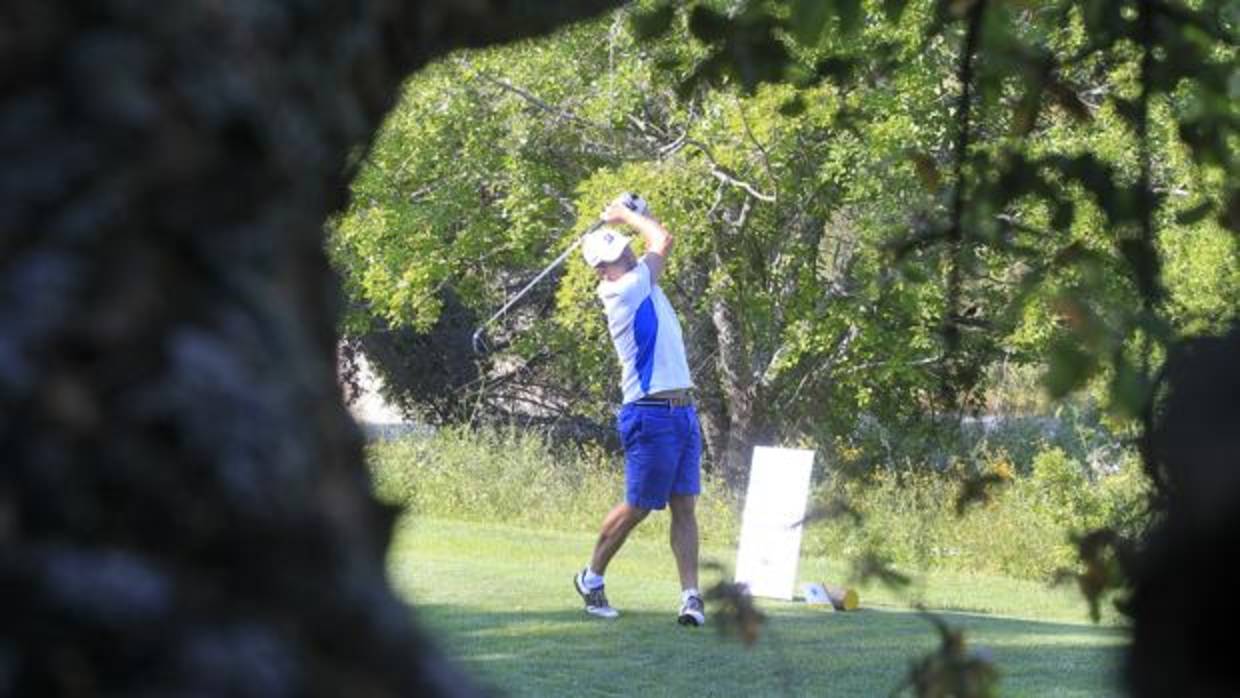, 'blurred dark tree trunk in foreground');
1126,326,1240,697
0,1,617,695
